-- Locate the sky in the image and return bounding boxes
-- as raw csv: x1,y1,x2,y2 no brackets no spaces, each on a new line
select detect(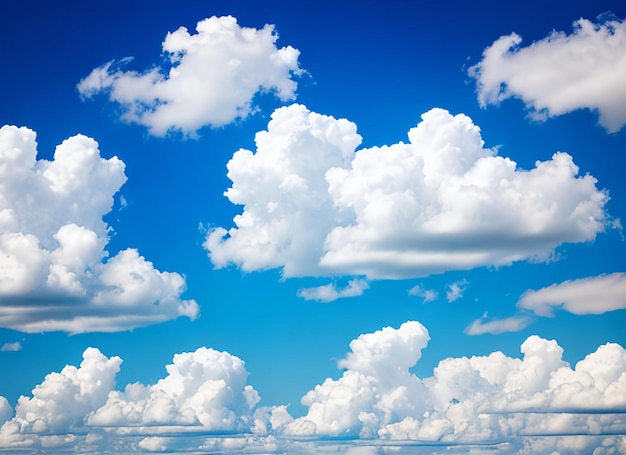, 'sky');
1,0,626,453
